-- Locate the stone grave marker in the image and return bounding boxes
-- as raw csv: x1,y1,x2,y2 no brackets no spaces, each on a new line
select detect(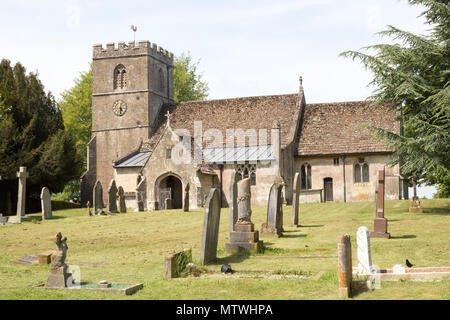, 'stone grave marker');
370,167,390,238
291,172,300,227
40,187,53,220
118,186,126,213
8,167,29,224
46,232,74,288
107,179,119,213
86,201,92,216
183,183,190,212
165,197,172,210
337,234,353,298
229,170,239,233
200,188,221,265
261,182,283,237
409,179,423,213
356,226,373,274
93,180,104,214
226,178,263,253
